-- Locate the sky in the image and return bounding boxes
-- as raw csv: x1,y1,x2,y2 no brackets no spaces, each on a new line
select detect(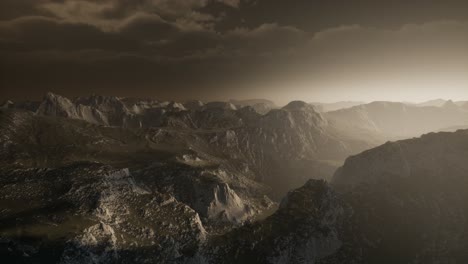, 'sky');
1,0,468,104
